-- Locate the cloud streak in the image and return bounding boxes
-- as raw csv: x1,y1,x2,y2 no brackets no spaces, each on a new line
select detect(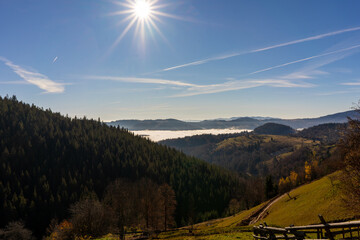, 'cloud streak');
160,26,360,72
246,43,360,76
0,57,65,93
342,81,360,86
86,74,313,97
83,75,197,87
173,79,314,97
